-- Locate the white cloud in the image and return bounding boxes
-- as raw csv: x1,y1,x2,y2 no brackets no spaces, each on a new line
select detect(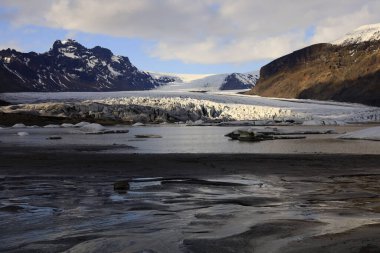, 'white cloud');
151,32,306,64
2,0,380,64
310,5,376,44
